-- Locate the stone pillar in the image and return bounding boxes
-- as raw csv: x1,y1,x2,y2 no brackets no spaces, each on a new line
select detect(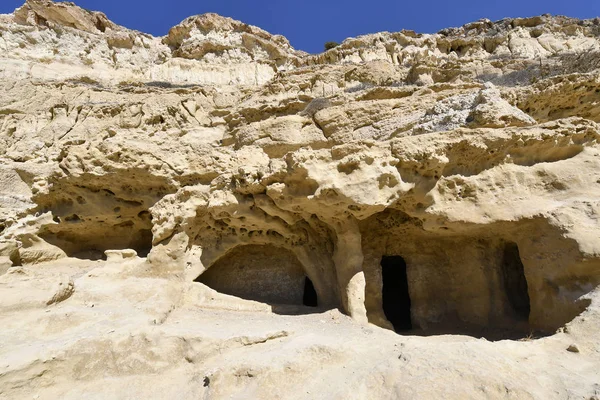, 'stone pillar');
332,217,368,323
362,243,393,330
